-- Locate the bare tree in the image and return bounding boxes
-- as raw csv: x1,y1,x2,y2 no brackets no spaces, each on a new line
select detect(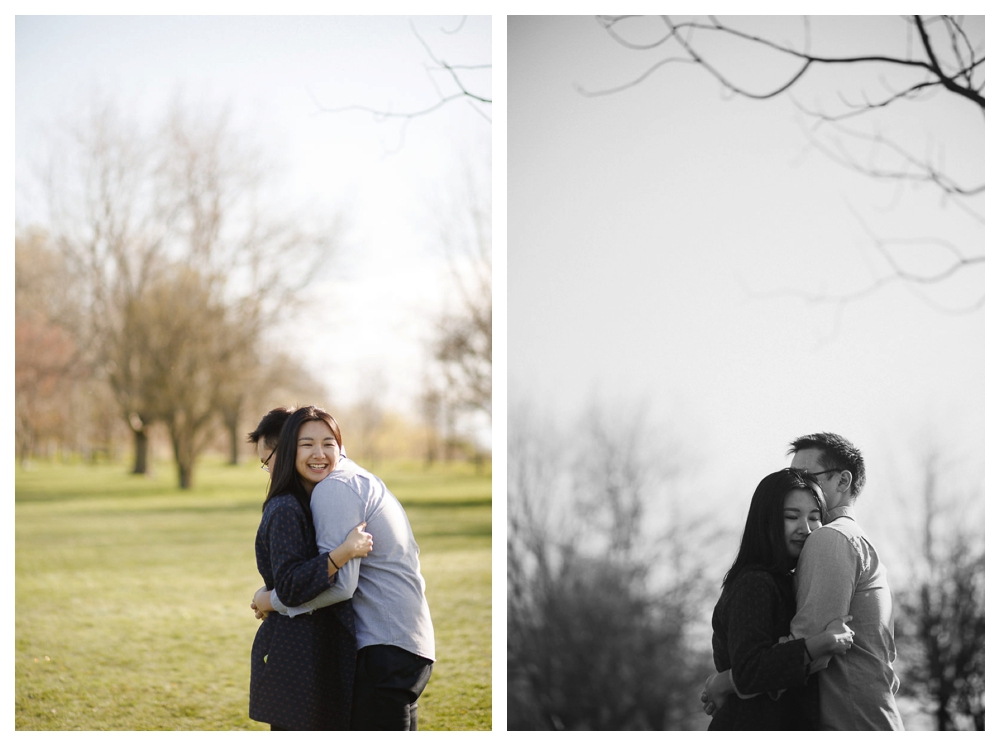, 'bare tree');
216,348,260,466
37,95,339,487
122,264,227,488
310,17,491,133
890,450,985,730
157,102,339,477
41,97,167,473
581,15,984,310
310,17,492,436
584,16,983,112
507,396,715,730
431,157,492,421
